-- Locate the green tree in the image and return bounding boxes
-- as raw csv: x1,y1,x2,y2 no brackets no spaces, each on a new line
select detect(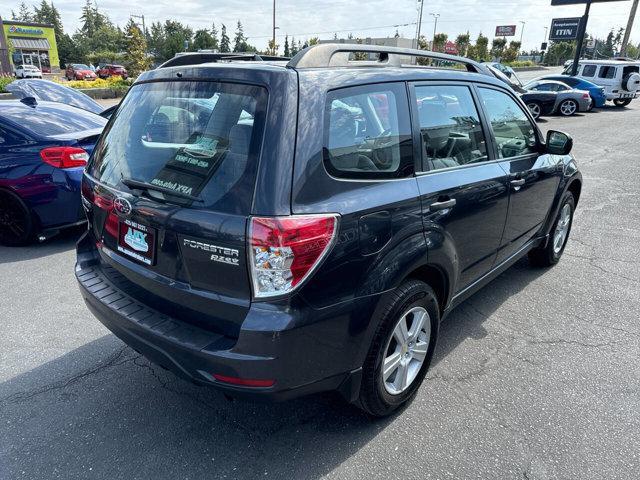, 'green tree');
308,37,319,46
267,38,279,55
501,40,521,63
490,37,507,59
220,24,230,52
283,35,290,57
545,41,575,66
162,20,193,59
233,21,249,52
193,29,215,50
211,23,219,50
290,36,298,56
125,19,149,76
13,2,33,22
474,33,489,61
455,33,471,57
433,33,448,52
